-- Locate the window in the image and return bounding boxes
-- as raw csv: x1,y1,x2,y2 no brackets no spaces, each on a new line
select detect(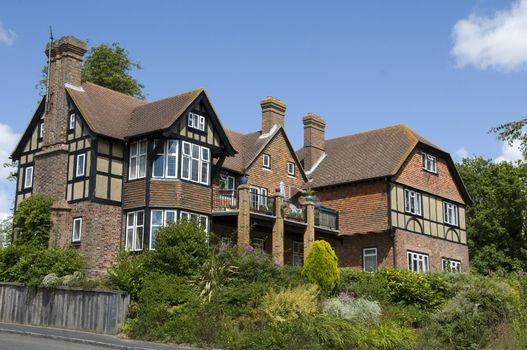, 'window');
252,237,264,252
443,202,458,226
129,140,147,180
152,140,179,178
442,258,461,272
24,166,33,189
39,121,44,139
72,218,82,243
407,251,429,273
188,112,205,131
181,141,210,185
69,113,76,130
292,241,304,267
219,175,235,190
180,211,209,233
149,209,177,249
422,152,437,173
363,248,378,272
75,153,86,177
249,186,268,210
262,154,271,169
287,162,295,176
404,189,422,215
125,210,144,251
